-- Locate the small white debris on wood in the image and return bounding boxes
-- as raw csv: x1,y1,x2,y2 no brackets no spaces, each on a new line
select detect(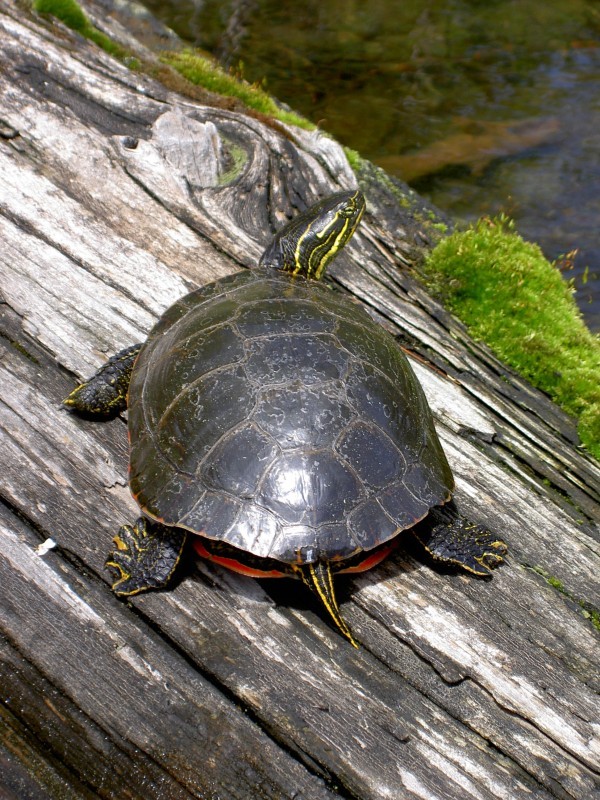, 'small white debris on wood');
35,538,57,556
